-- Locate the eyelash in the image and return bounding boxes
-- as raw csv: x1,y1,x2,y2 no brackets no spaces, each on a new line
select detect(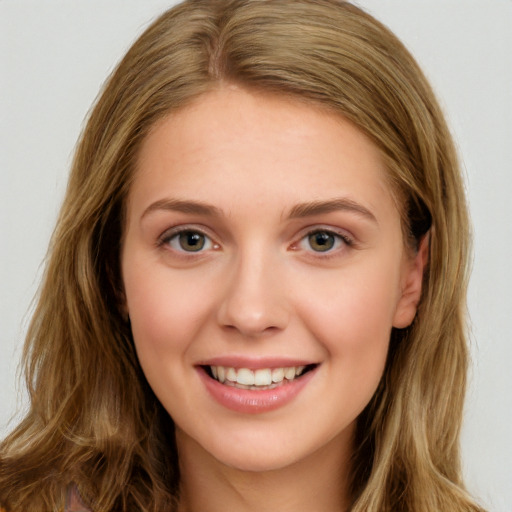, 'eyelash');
157,226,353,258
295,228,353,258
158,226,218,256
